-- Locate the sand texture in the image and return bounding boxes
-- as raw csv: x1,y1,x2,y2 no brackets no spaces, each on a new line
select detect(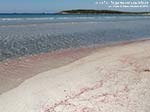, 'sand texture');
0,39,150,112
0,46,99,94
